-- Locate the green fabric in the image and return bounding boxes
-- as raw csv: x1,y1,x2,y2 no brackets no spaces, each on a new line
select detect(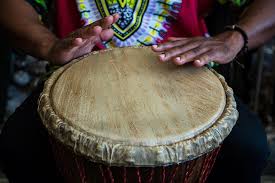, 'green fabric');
218,0,248,6
26,0,50,23
34,0,48,11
